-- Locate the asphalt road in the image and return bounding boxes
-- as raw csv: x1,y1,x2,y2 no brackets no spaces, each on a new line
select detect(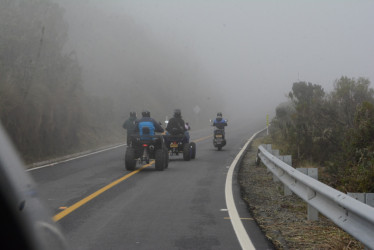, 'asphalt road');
30,123,273,250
